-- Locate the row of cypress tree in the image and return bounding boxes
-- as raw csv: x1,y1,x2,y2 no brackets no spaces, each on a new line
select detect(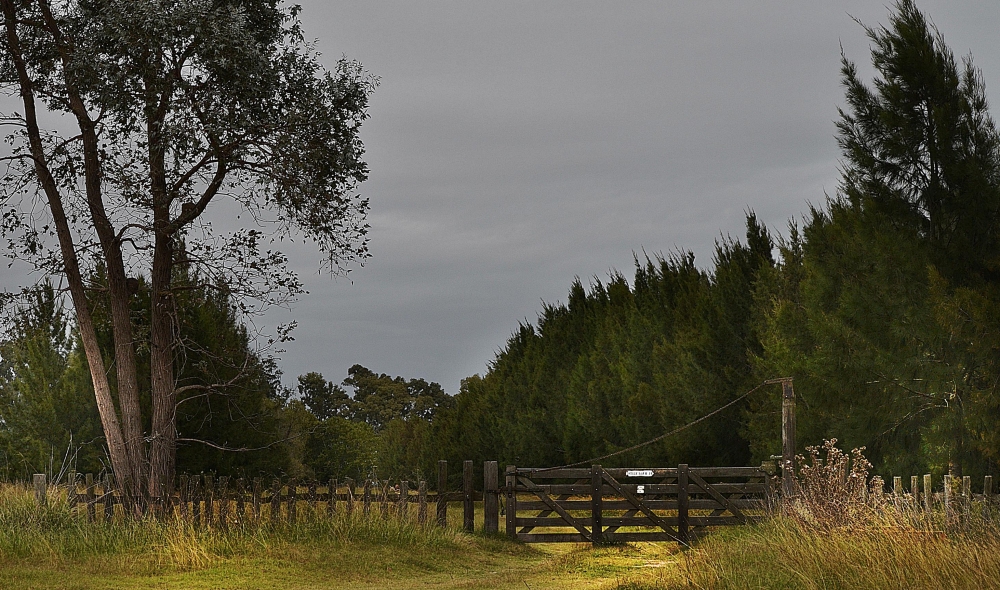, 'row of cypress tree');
417,0,1000,482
